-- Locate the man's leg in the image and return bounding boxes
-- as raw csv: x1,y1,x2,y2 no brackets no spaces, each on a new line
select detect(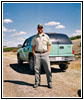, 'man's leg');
41,53,52,88
34,53,41,87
